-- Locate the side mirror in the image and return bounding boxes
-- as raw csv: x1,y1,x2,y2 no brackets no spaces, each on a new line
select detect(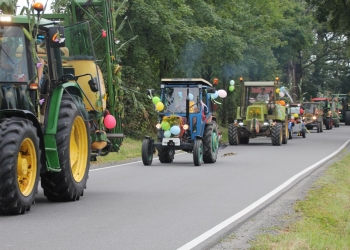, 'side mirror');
89,78,99,92
146,89,155,96
48,26,65,48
